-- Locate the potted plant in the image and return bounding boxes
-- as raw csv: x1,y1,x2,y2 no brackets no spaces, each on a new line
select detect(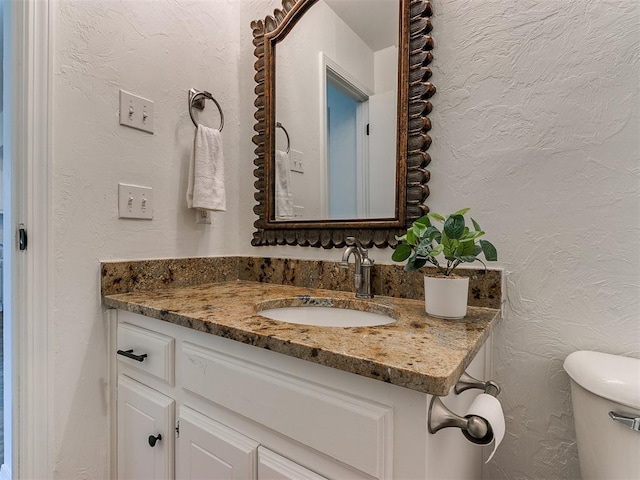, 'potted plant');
392,208,498,319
